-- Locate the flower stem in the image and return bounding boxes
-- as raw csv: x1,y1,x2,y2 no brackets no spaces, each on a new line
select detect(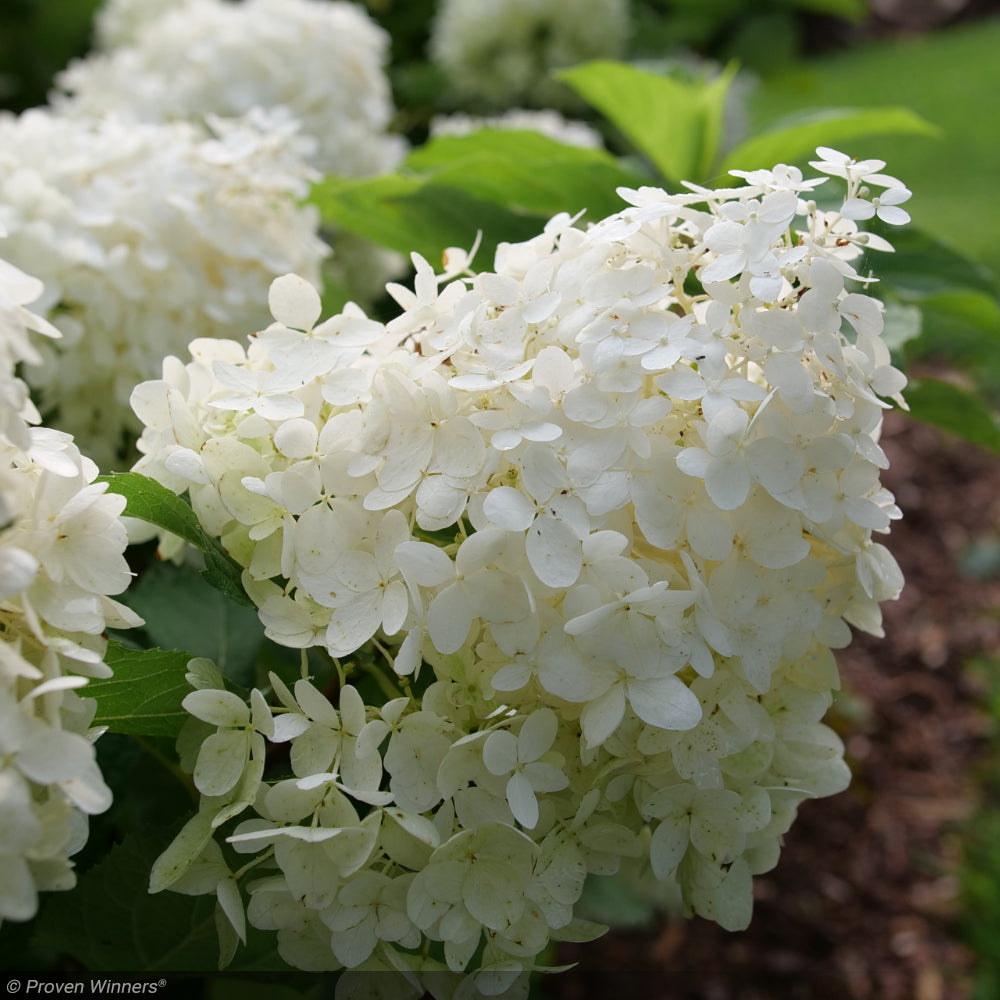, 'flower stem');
361,655,404,701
